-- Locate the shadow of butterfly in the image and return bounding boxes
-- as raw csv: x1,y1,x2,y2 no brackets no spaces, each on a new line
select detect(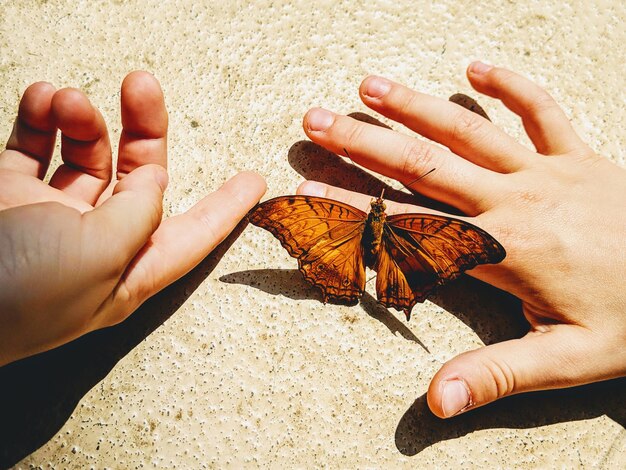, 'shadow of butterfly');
249,194,505,320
